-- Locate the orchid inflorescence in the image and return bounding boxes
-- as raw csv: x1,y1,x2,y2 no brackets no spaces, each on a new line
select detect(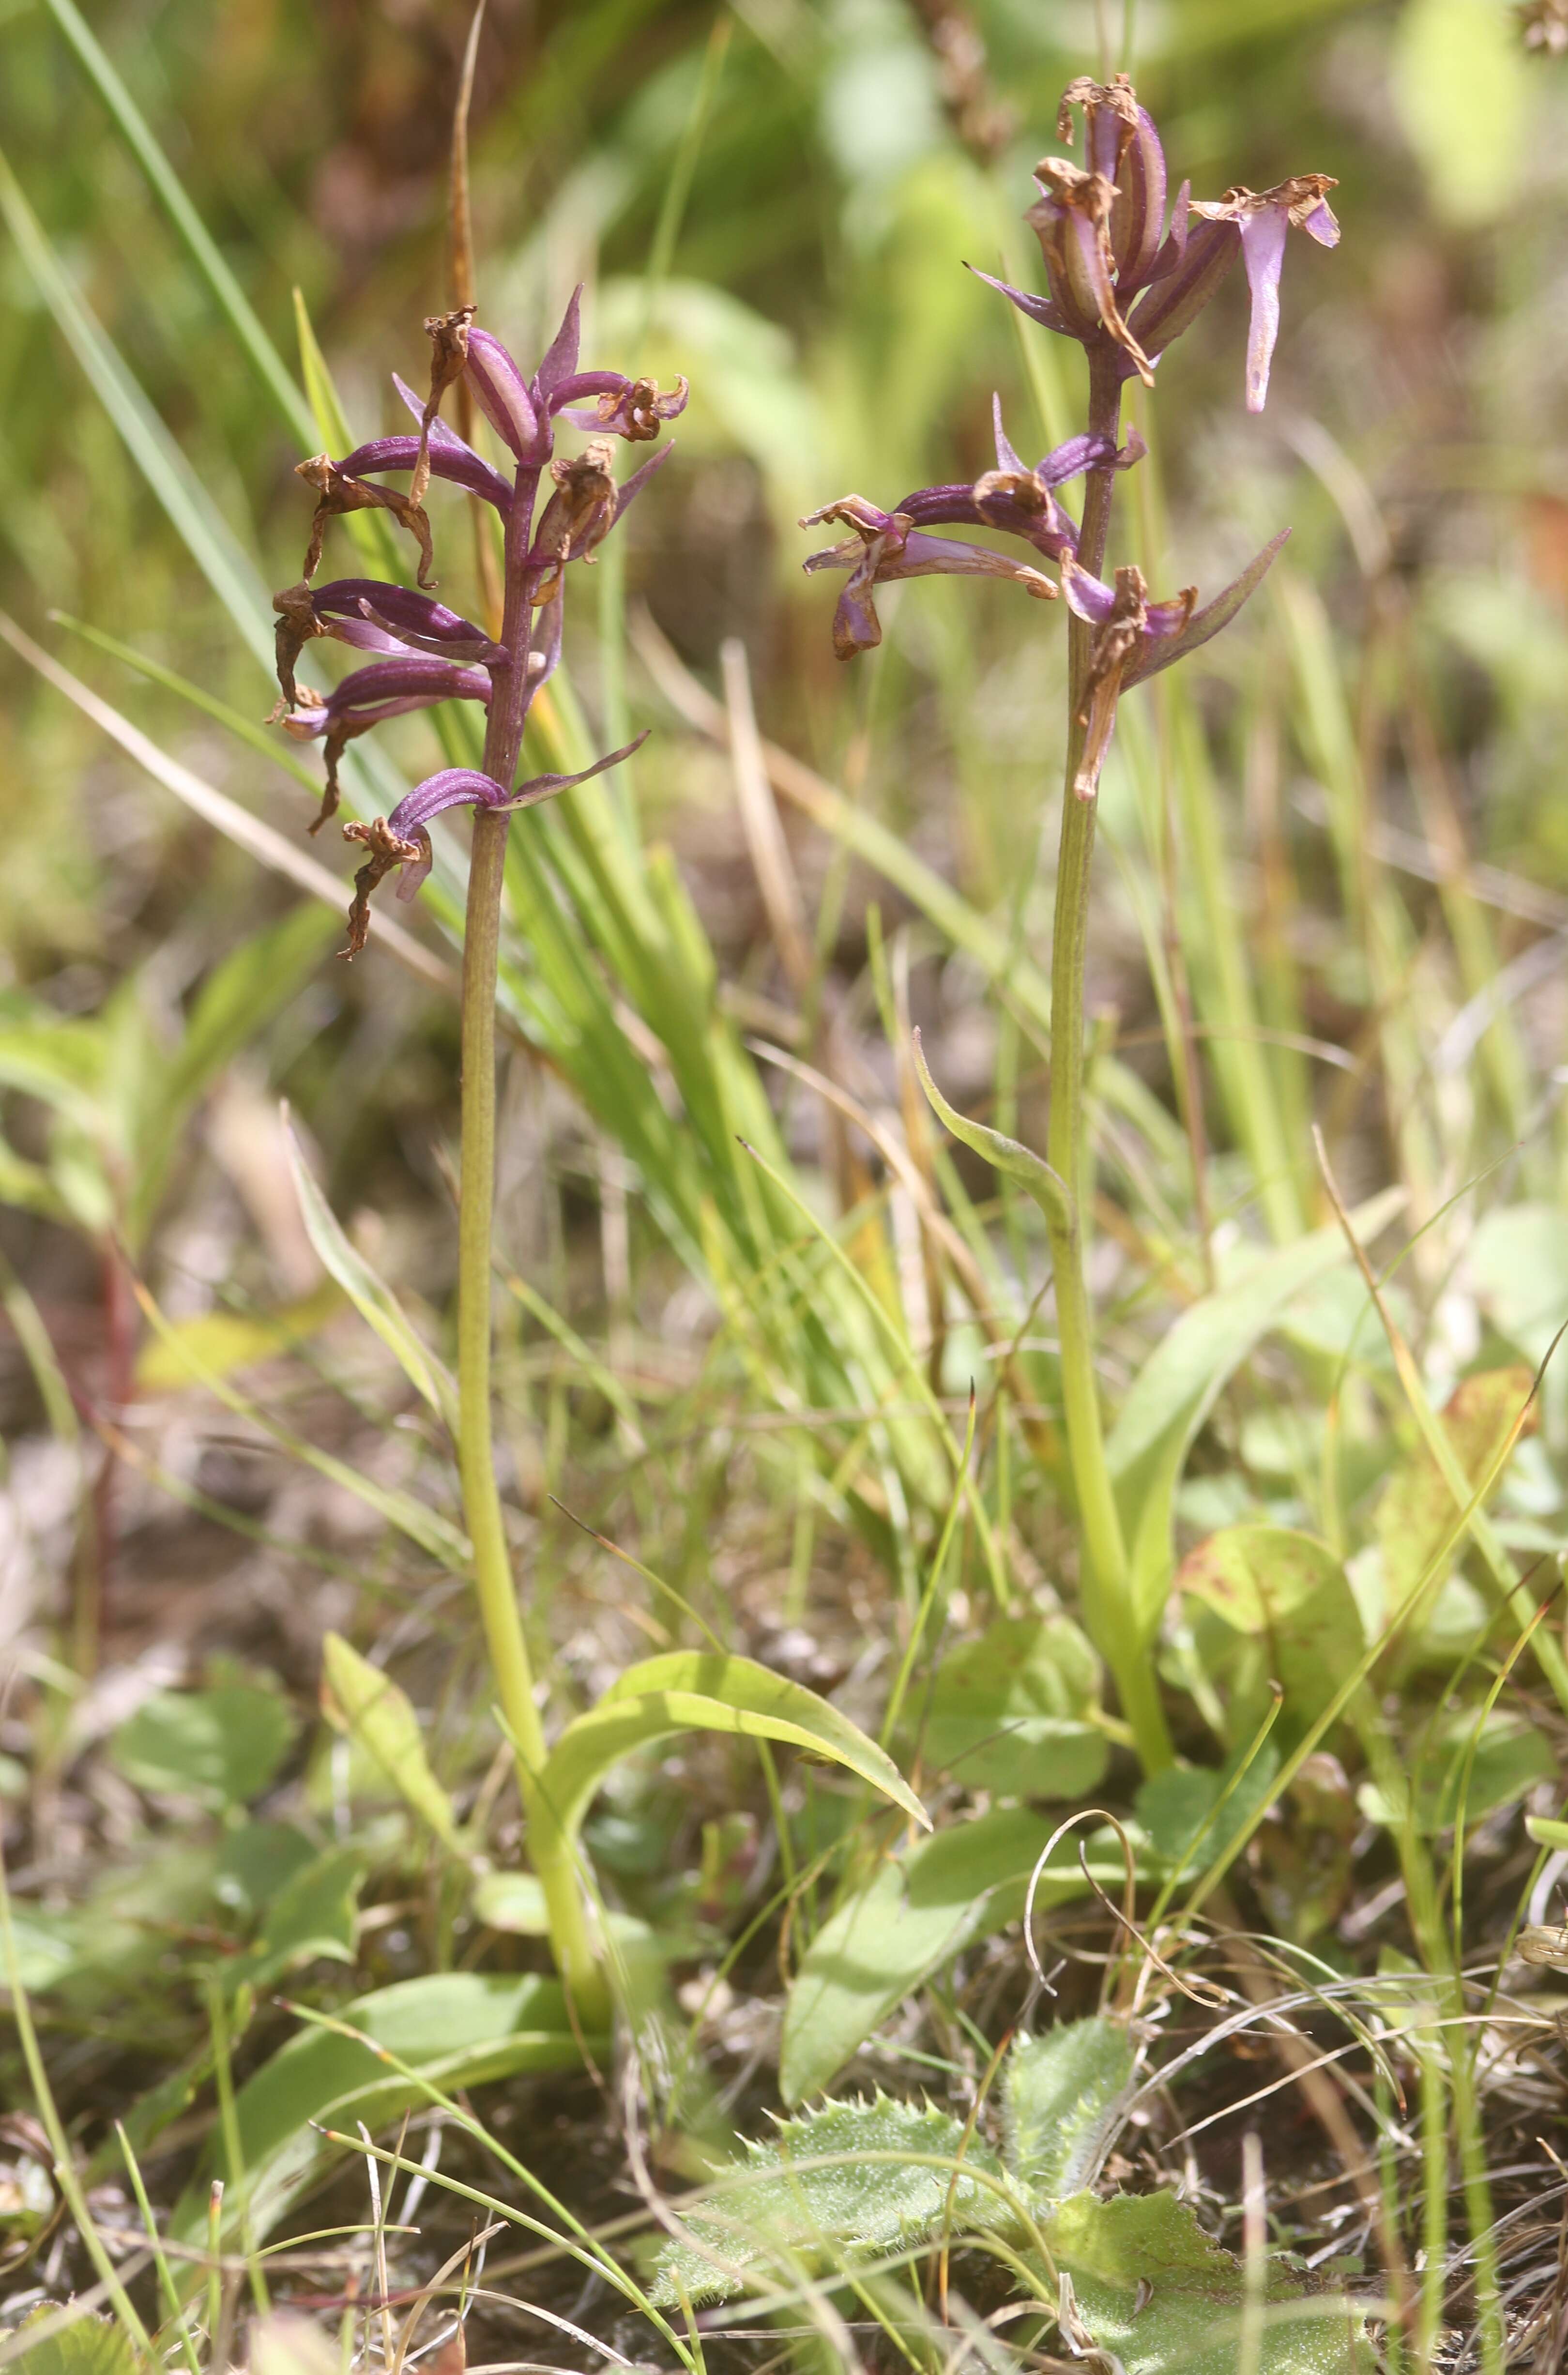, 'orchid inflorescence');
802,72,1338,796
269,293,686,954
